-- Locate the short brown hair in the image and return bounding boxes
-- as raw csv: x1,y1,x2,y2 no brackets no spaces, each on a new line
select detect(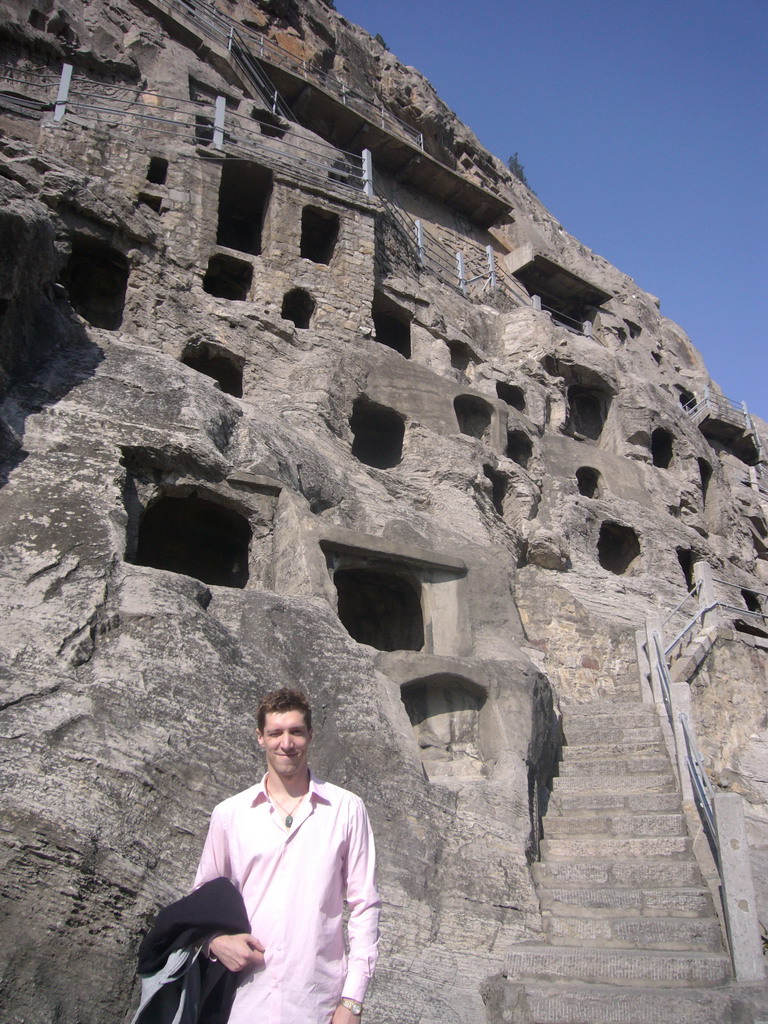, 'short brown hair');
257,688,312,733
